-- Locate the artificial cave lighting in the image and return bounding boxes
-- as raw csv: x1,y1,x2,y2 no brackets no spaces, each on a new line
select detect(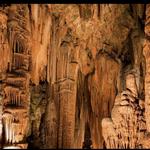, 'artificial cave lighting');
3,146,21,149
0,4,150,149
